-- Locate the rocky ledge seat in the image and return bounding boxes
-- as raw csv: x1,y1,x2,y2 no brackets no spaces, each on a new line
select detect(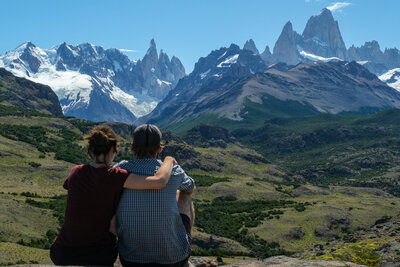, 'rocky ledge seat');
8,256,366,267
